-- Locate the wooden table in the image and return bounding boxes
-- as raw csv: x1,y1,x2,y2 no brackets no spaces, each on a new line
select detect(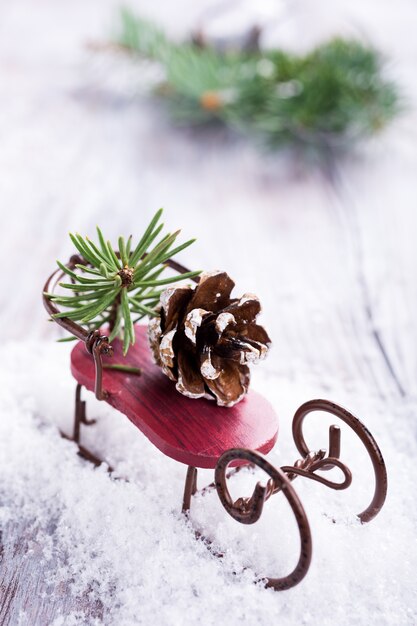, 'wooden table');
1,0,416,623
